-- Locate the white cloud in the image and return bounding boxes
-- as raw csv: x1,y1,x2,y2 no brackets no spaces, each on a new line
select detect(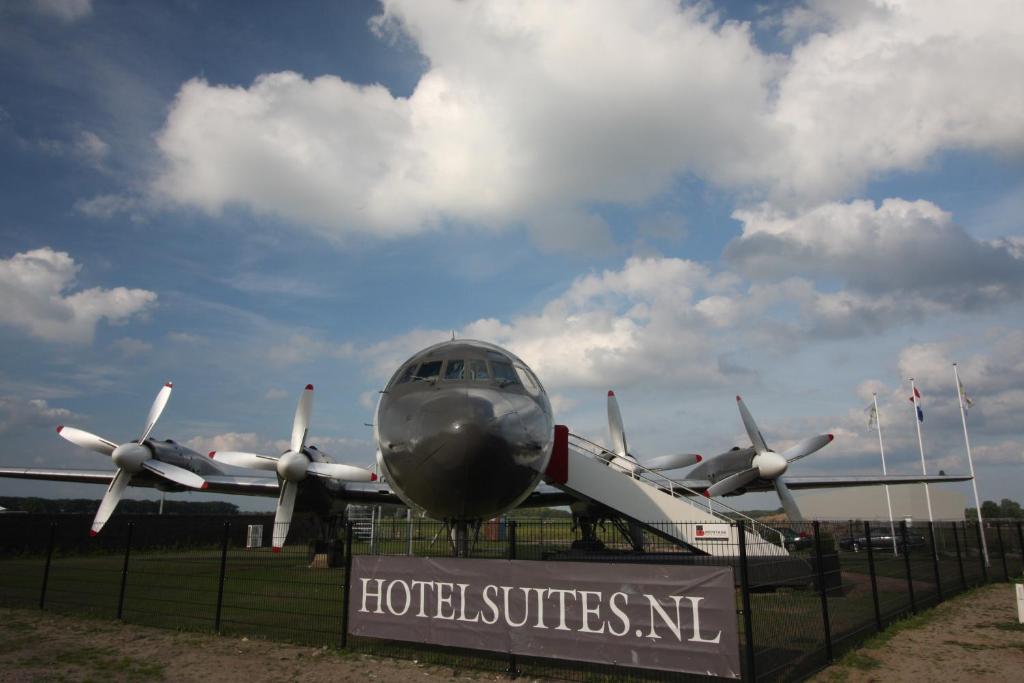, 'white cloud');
112,337,152,357
0,248,157,343
0,397,75,435
152,1,1024,241
353,256,758,390
527,209,616,256
74,194,143,222
31,0,92,22
265,333,355,367
768,0,1024,202
186,432,268,456
167,331,202,344
726,199,1024,322
152,1,775,239
74,130,108,167
185,432,374,466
